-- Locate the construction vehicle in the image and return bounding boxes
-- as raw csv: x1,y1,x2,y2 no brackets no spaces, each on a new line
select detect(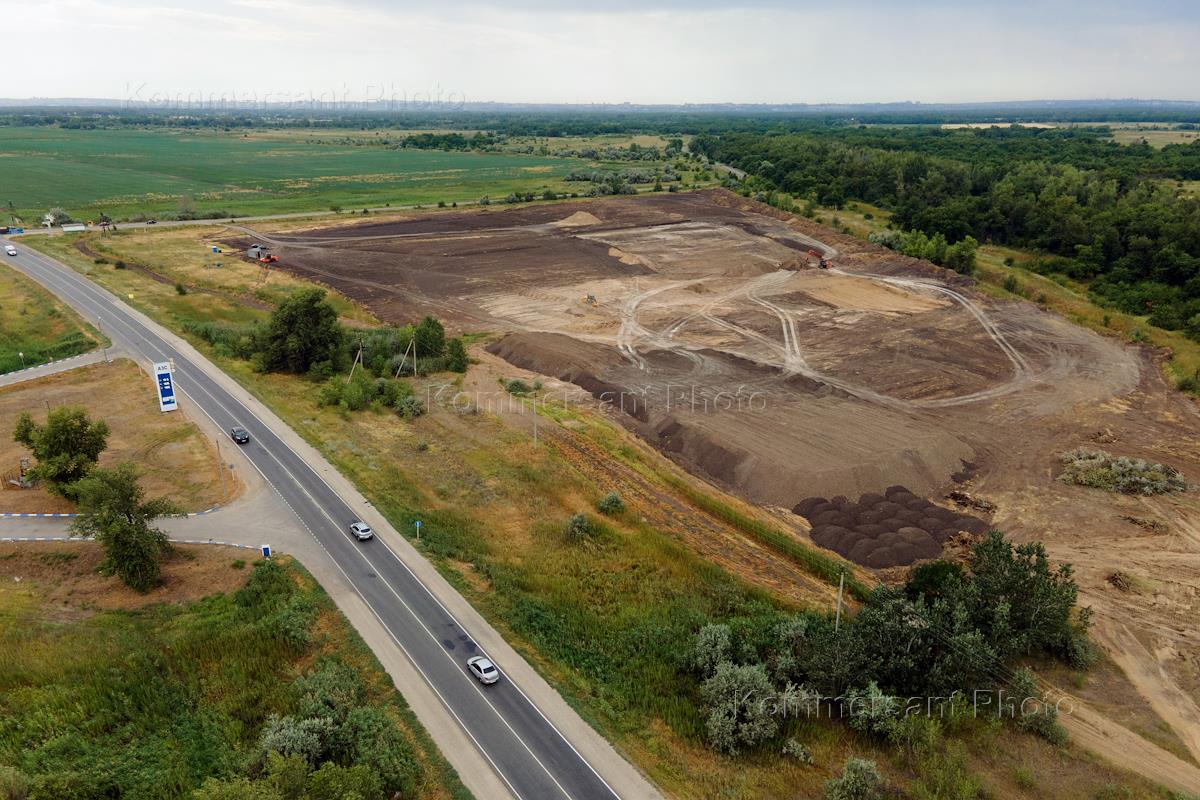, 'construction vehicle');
819,257,832,269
